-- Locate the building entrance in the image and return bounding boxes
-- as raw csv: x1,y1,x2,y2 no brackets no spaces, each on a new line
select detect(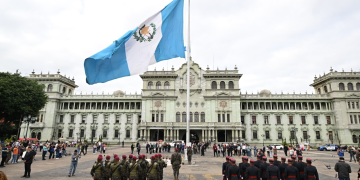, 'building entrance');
217,130,232,142
181,131,200,144
150,129,164,141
